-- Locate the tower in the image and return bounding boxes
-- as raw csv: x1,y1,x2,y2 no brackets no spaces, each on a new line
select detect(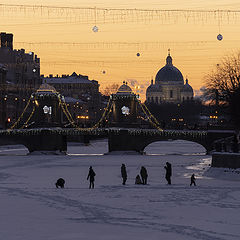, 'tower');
111,82,139,127
0,32,13,50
